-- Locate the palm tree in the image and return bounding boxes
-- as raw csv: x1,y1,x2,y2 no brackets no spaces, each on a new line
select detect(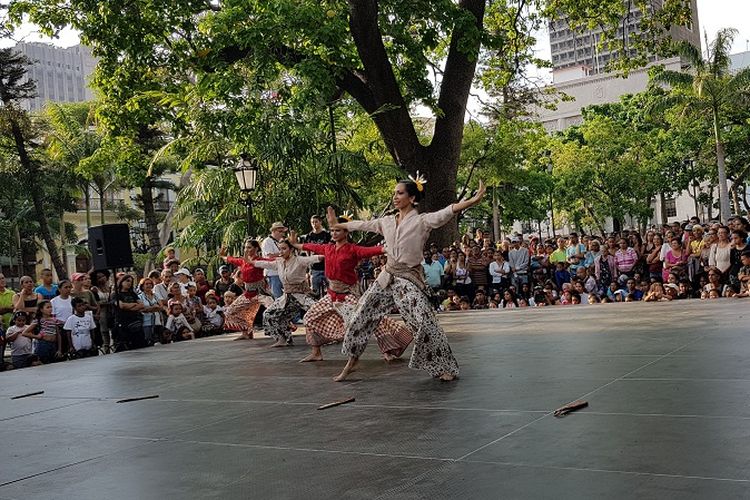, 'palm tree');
651,28,750,223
